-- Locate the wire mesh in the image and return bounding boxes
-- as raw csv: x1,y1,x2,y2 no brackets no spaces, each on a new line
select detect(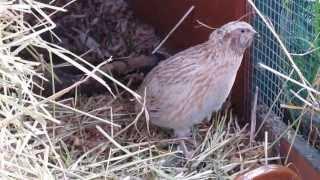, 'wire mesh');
250,0,319,117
